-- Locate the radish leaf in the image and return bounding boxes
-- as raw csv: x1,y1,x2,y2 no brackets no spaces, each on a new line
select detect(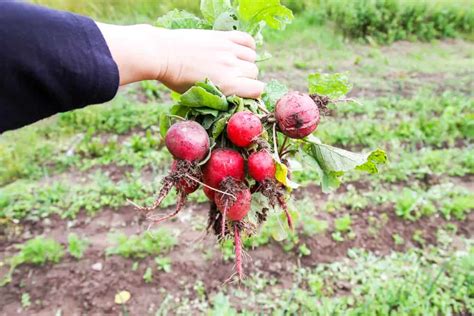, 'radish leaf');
308,72,352,99
156,9,209,29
